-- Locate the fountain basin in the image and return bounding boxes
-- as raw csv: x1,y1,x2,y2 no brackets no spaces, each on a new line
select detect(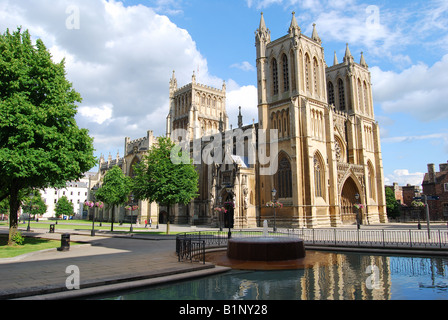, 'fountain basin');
227,237,306,262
